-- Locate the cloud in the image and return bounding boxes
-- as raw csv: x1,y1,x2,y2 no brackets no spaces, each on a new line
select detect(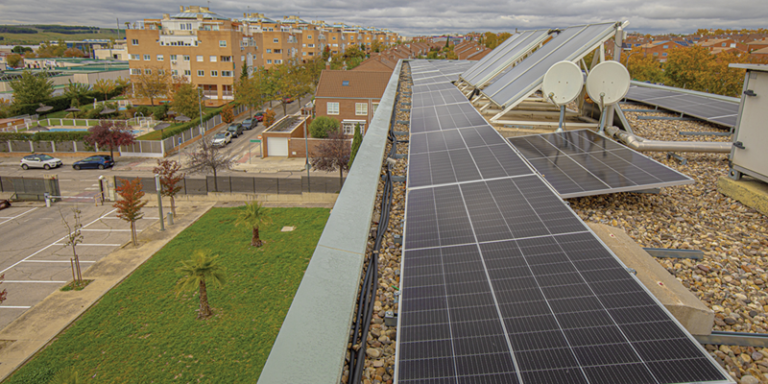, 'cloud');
0,0,765,36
